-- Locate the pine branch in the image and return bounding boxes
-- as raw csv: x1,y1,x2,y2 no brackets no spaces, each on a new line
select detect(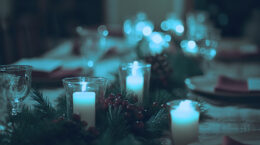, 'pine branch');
30,89,56,119
56,94,67,117
145,109,169,136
